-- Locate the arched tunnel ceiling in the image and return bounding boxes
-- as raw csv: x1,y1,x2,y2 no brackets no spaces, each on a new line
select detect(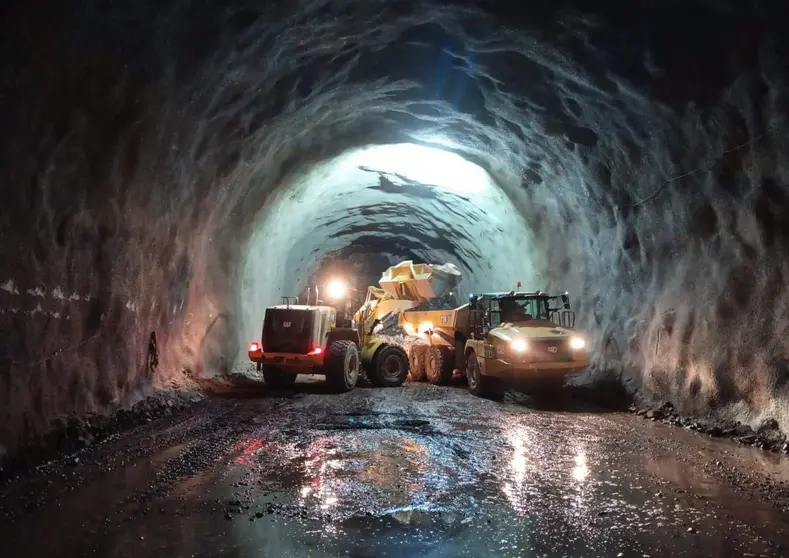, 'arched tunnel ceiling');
0,0,788,449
